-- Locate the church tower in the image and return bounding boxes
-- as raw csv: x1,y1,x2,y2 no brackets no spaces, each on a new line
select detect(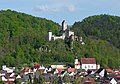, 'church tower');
74,56,80,69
